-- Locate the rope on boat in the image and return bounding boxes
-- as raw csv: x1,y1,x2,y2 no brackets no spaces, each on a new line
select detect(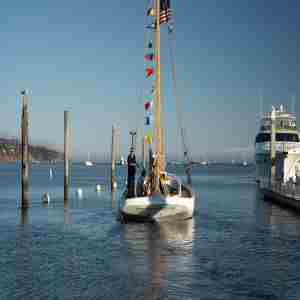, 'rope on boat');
167,26,192,184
